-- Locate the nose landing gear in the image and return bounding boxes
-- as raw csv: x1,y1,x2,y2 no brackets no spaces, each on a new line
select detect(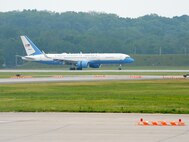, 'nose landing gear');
118,64,122,70
183,74,189,78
